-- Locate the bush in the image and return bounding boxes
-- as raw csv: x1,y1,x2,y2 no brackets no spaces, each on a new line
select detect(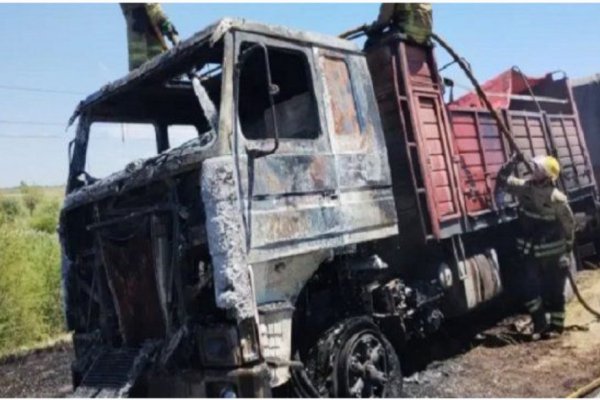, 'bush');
30,199,60,234
0,197,23,224
0,226,63,353
19,182,43,215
